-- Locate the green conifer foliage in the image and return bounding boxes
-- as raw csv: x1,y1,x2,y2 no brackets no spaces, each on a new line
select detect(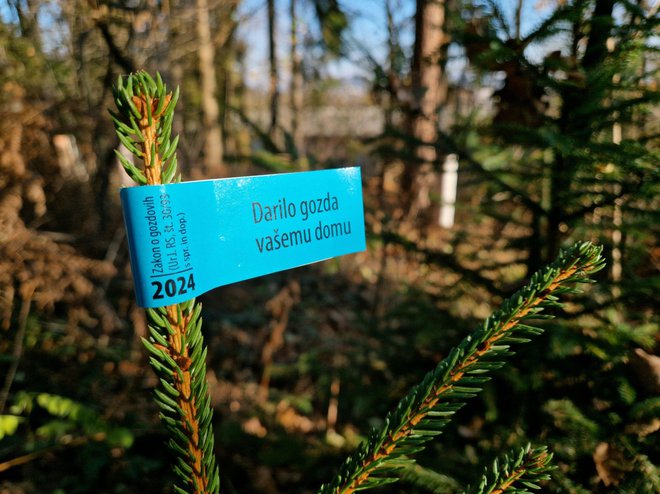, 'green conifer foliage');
318,242,604,493
450,2,658,489
111,71,219,494
110,71,611,494
464,444,554,494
